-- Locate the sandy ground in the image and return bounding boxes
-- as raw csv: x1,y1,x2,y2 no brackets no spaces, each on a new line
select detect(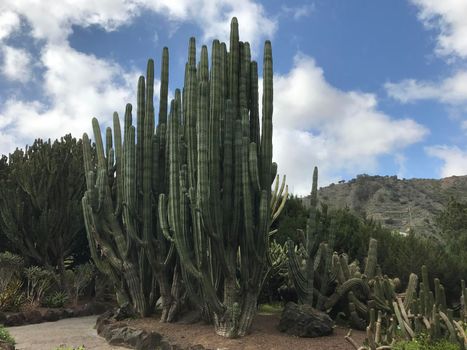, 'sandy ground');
6,313,367,350
7,316,124,350
129,313,367,350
